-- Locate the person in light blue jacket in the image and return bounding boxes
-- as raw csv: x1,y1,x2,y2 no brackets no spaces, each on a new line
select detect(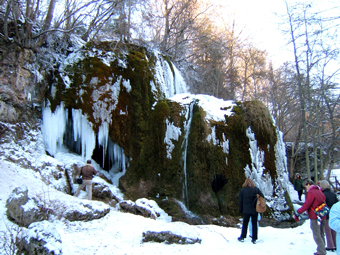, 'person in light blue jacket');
329,200,340,255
